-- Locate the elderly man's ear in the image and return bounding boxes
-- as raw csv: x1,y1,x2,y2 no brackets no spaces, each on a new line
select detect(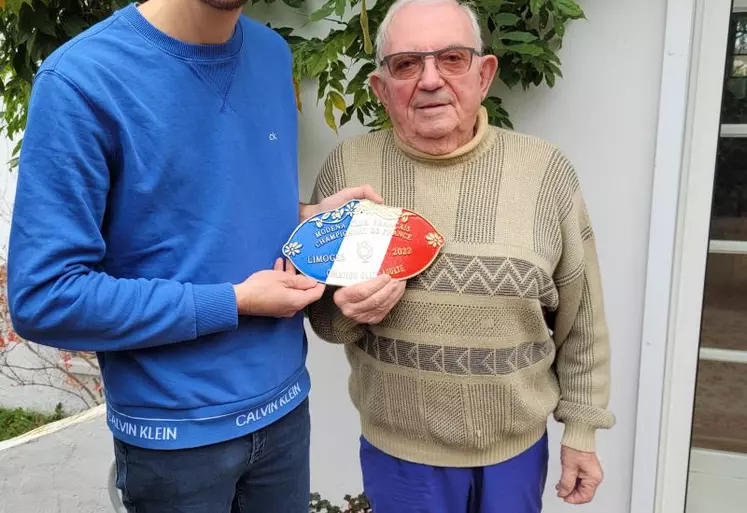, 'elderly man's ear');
369,71,388,110
479,54,499,98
